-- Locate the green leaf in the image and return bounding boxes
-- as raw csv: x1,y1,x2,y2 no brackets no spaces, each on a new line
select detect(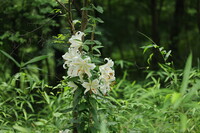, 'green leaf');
184,80,200,102
84,40,95,45
180,53,192,94
83,44,89,51
95,17,104,23
22,55,48,67
171,92,181,104
34,121,45,126
53,112,62,117
92,47,101,54
13,125,30,133
95,6,103,13
95,31,102,35
43,91,50,104
141,44,157,54
23,109,28,121
147,53,154,64
96,6,104,13
165,50,171,61
78,102,87,111
93,40,102,45
93,45,103,49
89,97,97,110
0,50,21,67
73,89,83,109
180,113,187,132
84,27,93,33
92,4,104,13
